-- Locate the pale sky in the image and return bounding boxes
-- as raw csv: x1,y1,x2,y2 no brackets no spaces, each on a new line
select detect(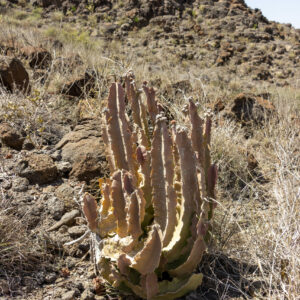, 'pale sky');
245,0,300,29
